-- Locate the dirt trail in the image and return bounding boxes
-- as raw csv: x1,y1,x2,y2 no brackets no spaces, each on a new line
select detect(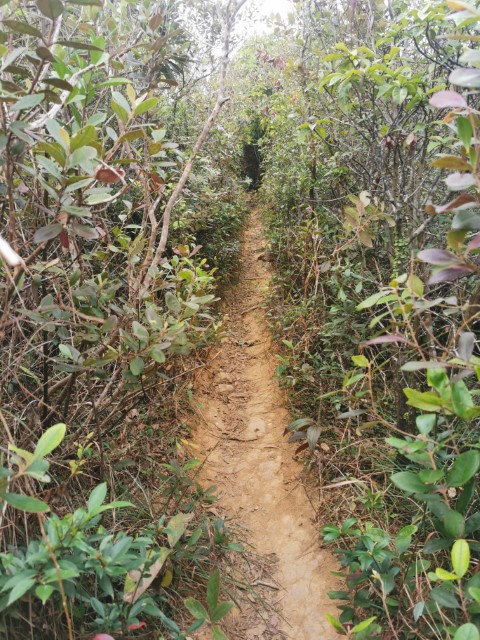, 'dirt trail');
192,210,339,639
